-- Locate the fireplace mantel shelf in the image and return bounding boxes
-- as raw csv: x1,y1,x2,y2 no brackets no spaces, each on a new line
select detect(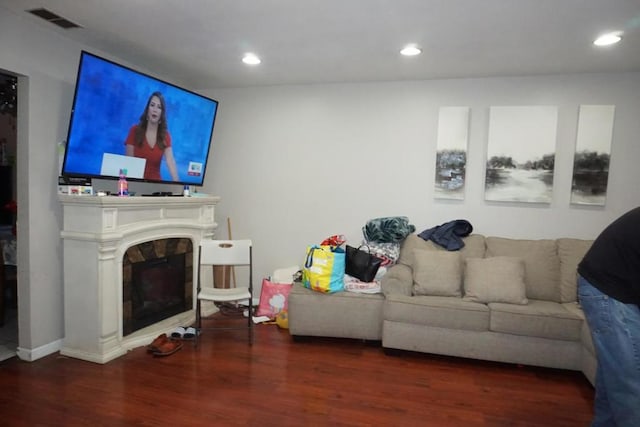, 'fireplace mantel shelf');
59,194,220,207
59,195,220,363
